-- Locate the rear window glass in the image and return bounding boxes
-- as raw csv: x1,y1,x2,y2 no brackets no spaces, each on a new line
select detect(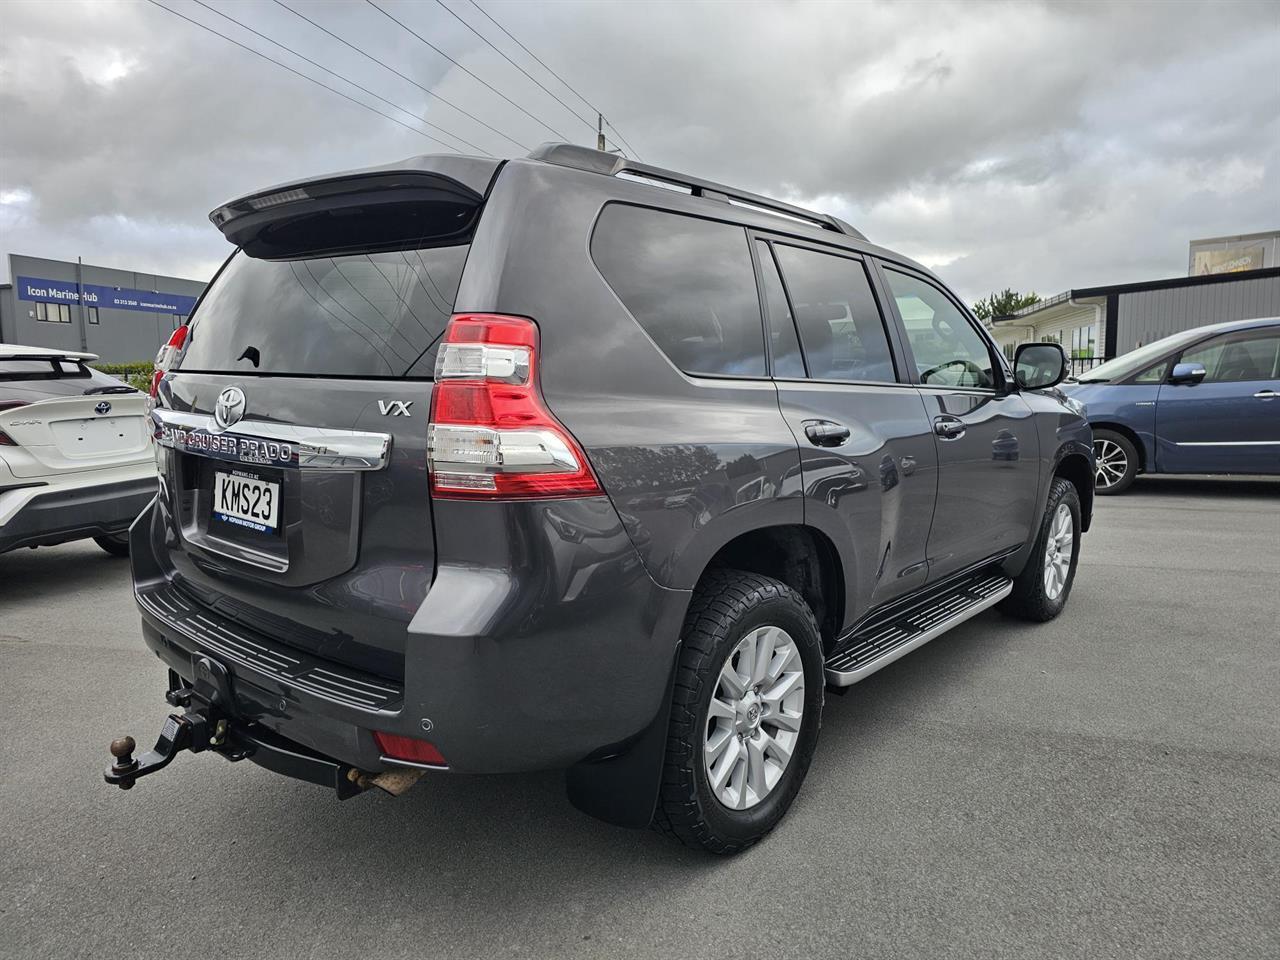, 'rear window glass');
591,204,765,377
0,358,91,380
179,245,468,377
